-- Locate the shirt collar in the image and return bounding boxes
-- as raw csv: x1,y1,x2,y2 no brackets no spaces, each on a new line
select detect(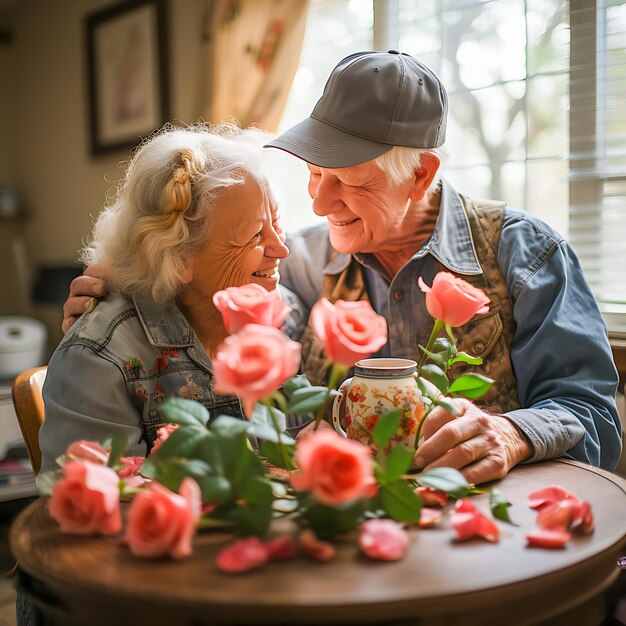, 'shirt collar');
323,178,482,276
133,296,195,348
